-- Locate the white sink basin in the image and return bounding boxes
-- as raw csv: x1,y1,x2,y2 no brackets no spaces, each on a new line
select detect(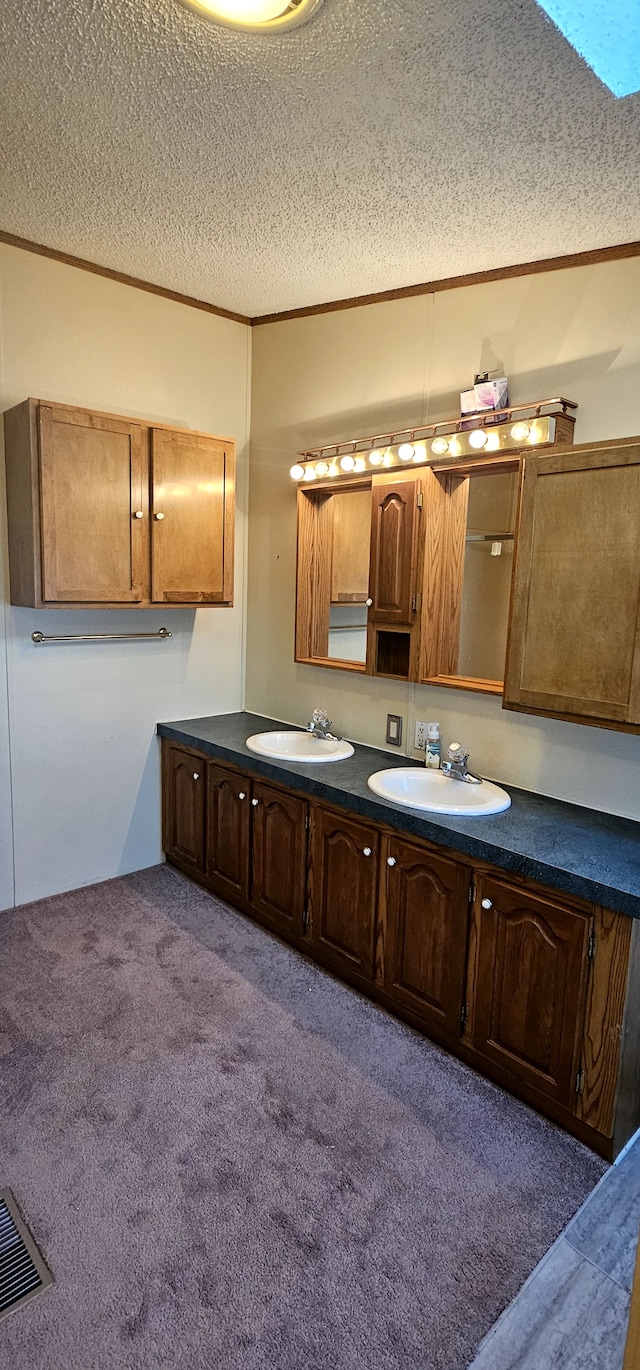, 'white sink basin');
367,767,511,816
246,731,355,763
